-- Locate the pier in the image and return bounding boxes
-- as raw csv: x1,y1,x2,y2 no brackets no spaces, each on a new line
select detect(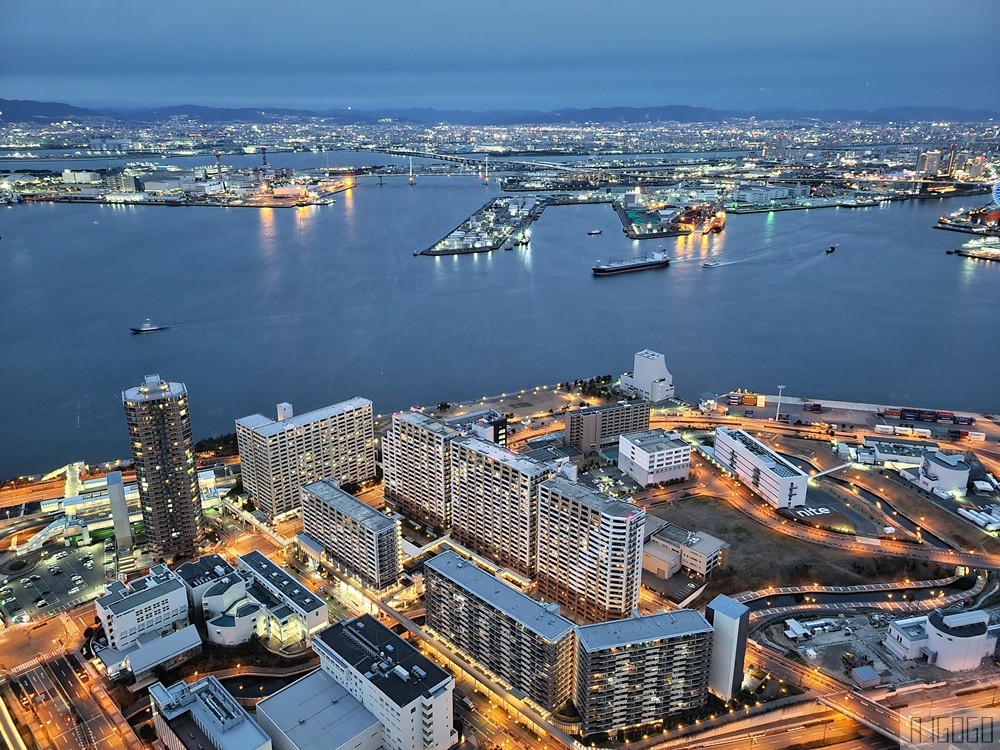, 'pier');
418,193,614,256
